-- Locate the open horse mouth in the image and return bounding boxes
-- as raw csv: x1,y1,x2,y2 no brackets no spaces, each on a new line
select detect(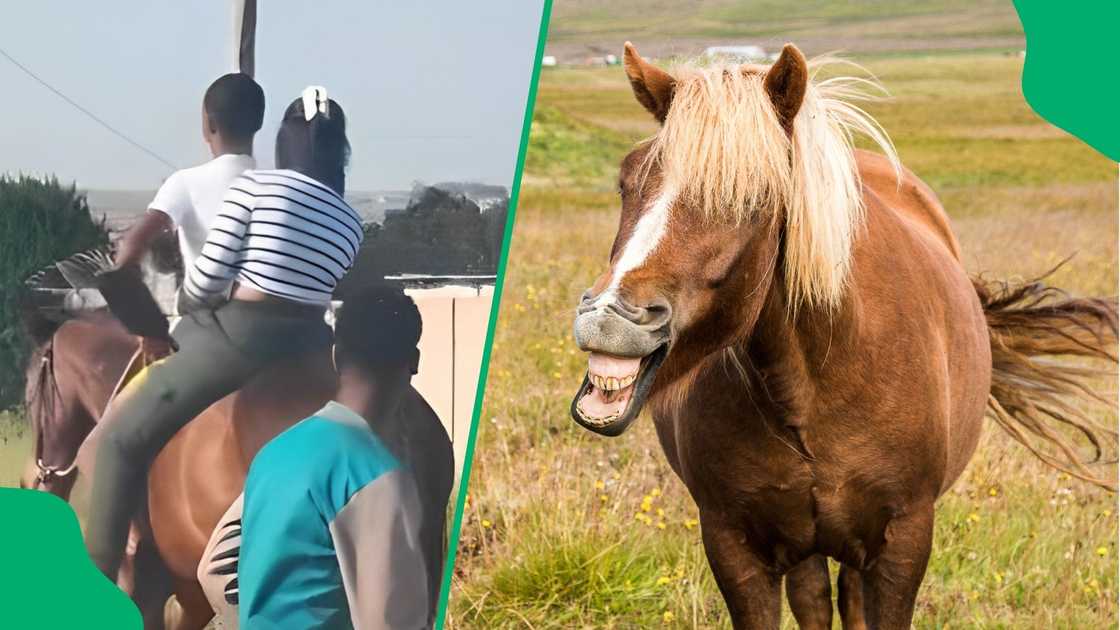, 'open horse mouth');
571,345,667,436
